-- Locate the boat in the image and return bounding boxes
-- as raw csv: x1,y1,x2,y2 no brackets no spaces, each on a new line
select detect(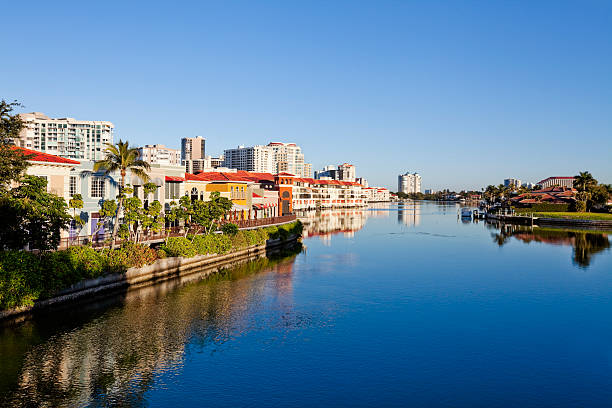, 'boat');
460,207,473,218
